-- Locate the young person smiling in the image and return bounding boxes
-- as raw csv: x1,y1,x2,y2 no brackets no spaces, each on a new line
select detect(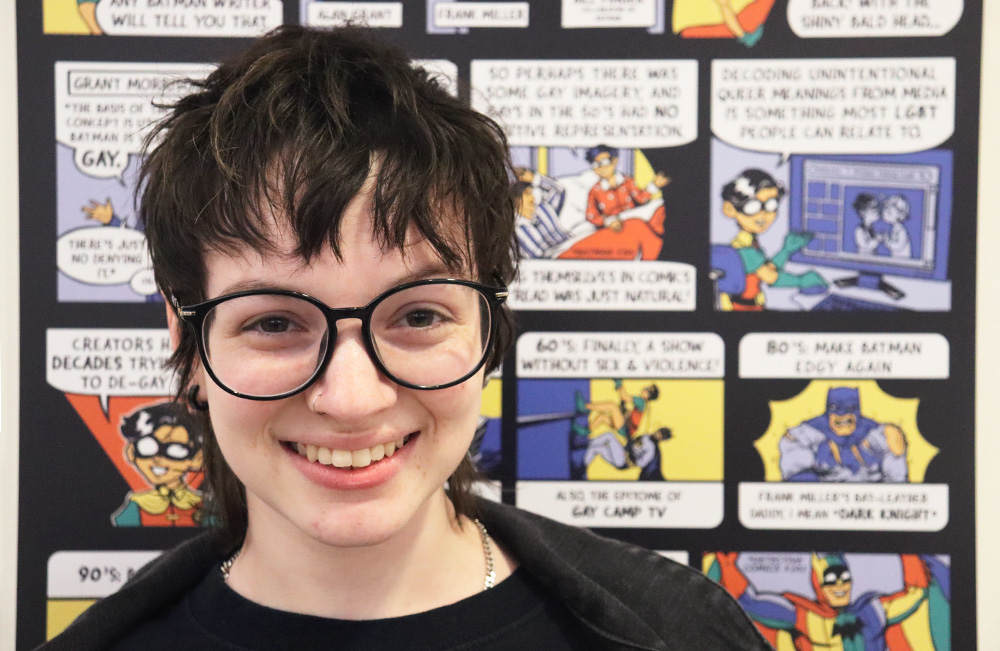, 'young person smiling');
38,26,771,651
